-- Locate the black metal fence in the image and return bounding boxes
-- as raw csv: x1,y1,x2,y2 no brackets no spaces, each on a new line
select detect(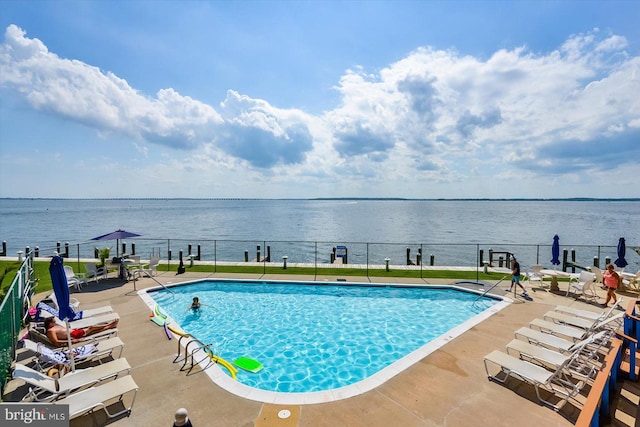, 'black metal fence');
0,253,34,394
11,239,636,274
